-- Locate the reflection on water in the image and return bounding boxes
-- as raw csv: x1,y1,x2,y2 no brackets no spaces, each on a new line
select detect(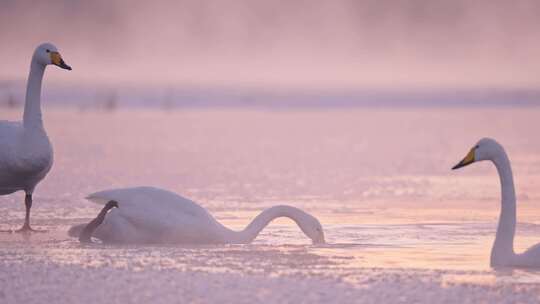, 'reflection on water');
1,107,540,287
